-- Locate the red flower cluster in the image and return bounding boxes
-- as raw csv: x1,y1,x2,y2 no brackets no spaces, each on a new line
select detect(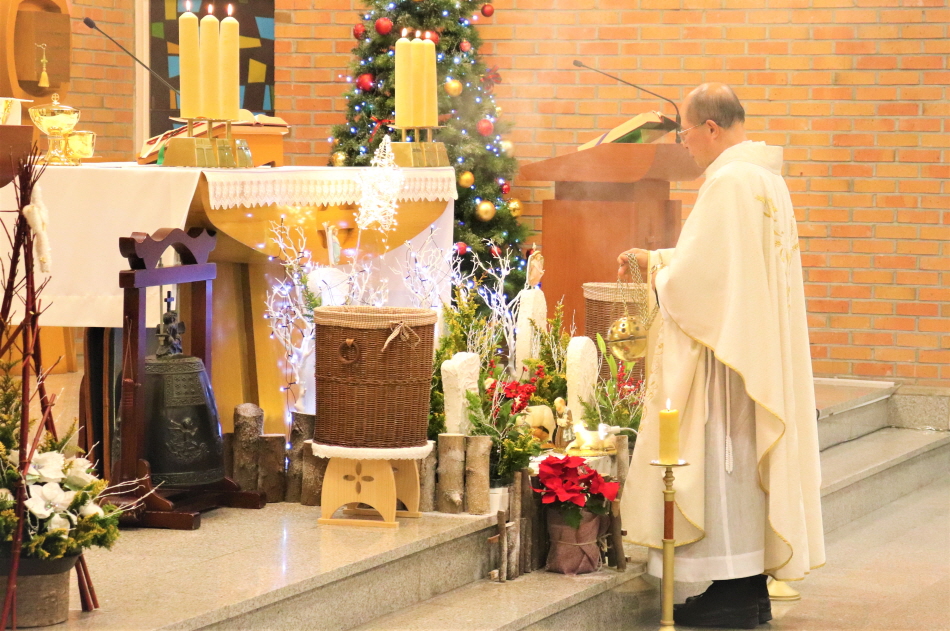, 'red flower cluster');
535,455,619,508
487,364,546,414
616,364,644,402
